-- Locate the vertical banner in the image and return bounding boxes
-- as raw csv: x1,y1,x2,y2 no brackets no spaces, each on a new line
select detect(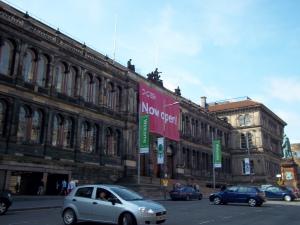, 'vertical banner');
213,139,222,168
139,82,180,141
157,137,164,164
139,115,149,153
244,158,251,175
